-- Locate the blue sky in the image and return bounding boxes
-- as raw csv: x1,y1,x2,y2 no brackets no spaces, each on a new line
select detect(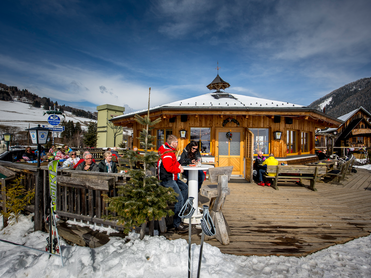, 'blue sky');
0,0,370,112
